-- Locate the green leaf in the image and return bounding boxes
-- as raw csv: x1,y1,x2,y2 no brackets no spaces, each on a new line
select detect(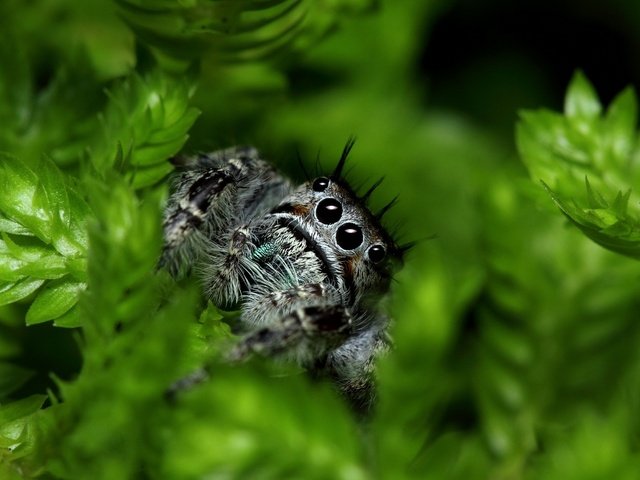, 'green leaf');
0,215,32,236
0,279,45,306
25,278,85,326
0,395,46,426
611,189,632,217
128,161,174,189
53,305,82,328
603,87,637,163
564,71,602,121
0,156,50,243
584,177,607,209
